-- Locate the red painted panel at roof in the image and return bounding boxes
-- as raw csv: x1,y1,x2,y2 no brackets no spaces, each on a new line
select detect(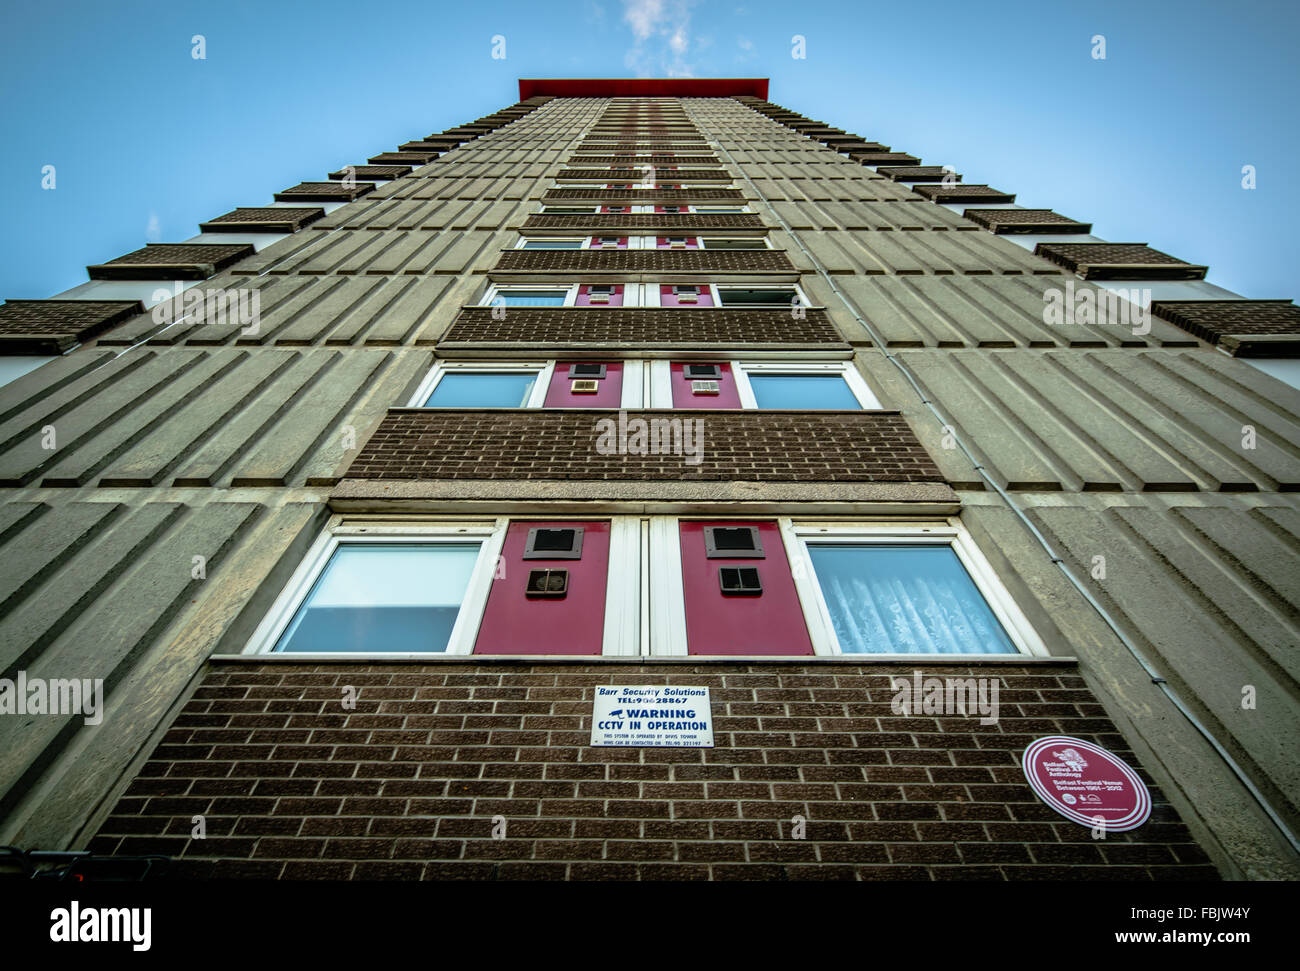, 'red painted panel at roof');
519,78,769,99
